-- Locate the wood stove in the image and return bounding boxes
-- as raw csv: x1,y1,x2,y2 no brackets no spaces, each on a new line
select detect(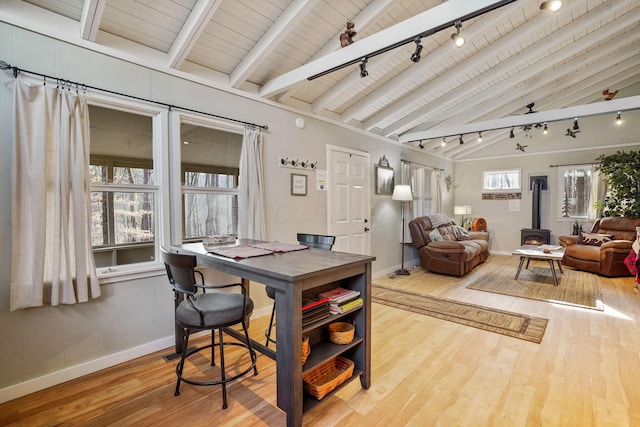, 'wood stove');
521,176,551,245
